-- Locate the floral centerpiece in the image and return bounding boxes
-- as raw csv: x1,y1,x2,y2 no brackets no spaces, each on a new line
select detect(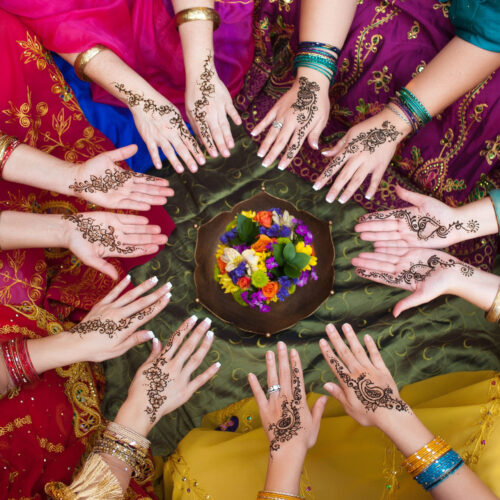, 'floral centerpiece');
214,208,318,313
